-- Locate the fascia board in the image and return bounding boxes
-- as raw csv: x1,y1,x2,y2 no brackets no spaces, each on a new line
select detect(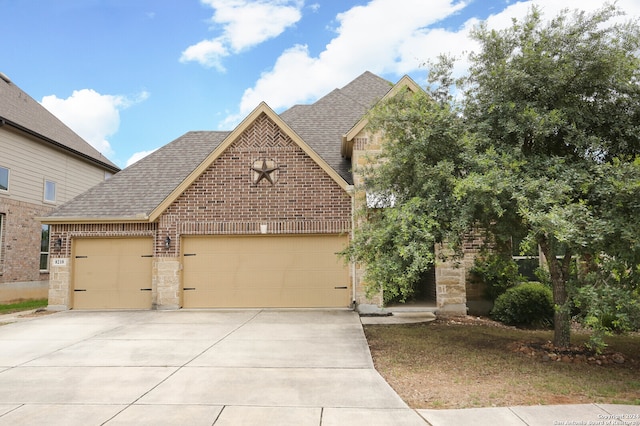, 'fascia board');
38,216,150,224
